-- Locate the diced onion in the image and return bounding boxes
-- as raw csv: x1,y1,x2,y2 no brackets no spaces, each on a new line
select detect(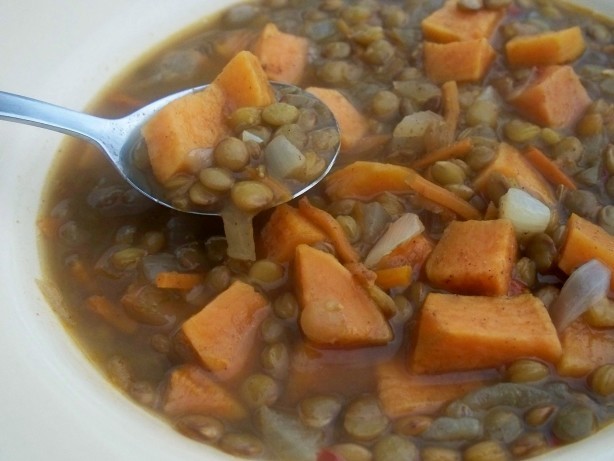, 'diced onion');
364,213,424,268
550,259,611,332
499,188,550,235
264,135,306,179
